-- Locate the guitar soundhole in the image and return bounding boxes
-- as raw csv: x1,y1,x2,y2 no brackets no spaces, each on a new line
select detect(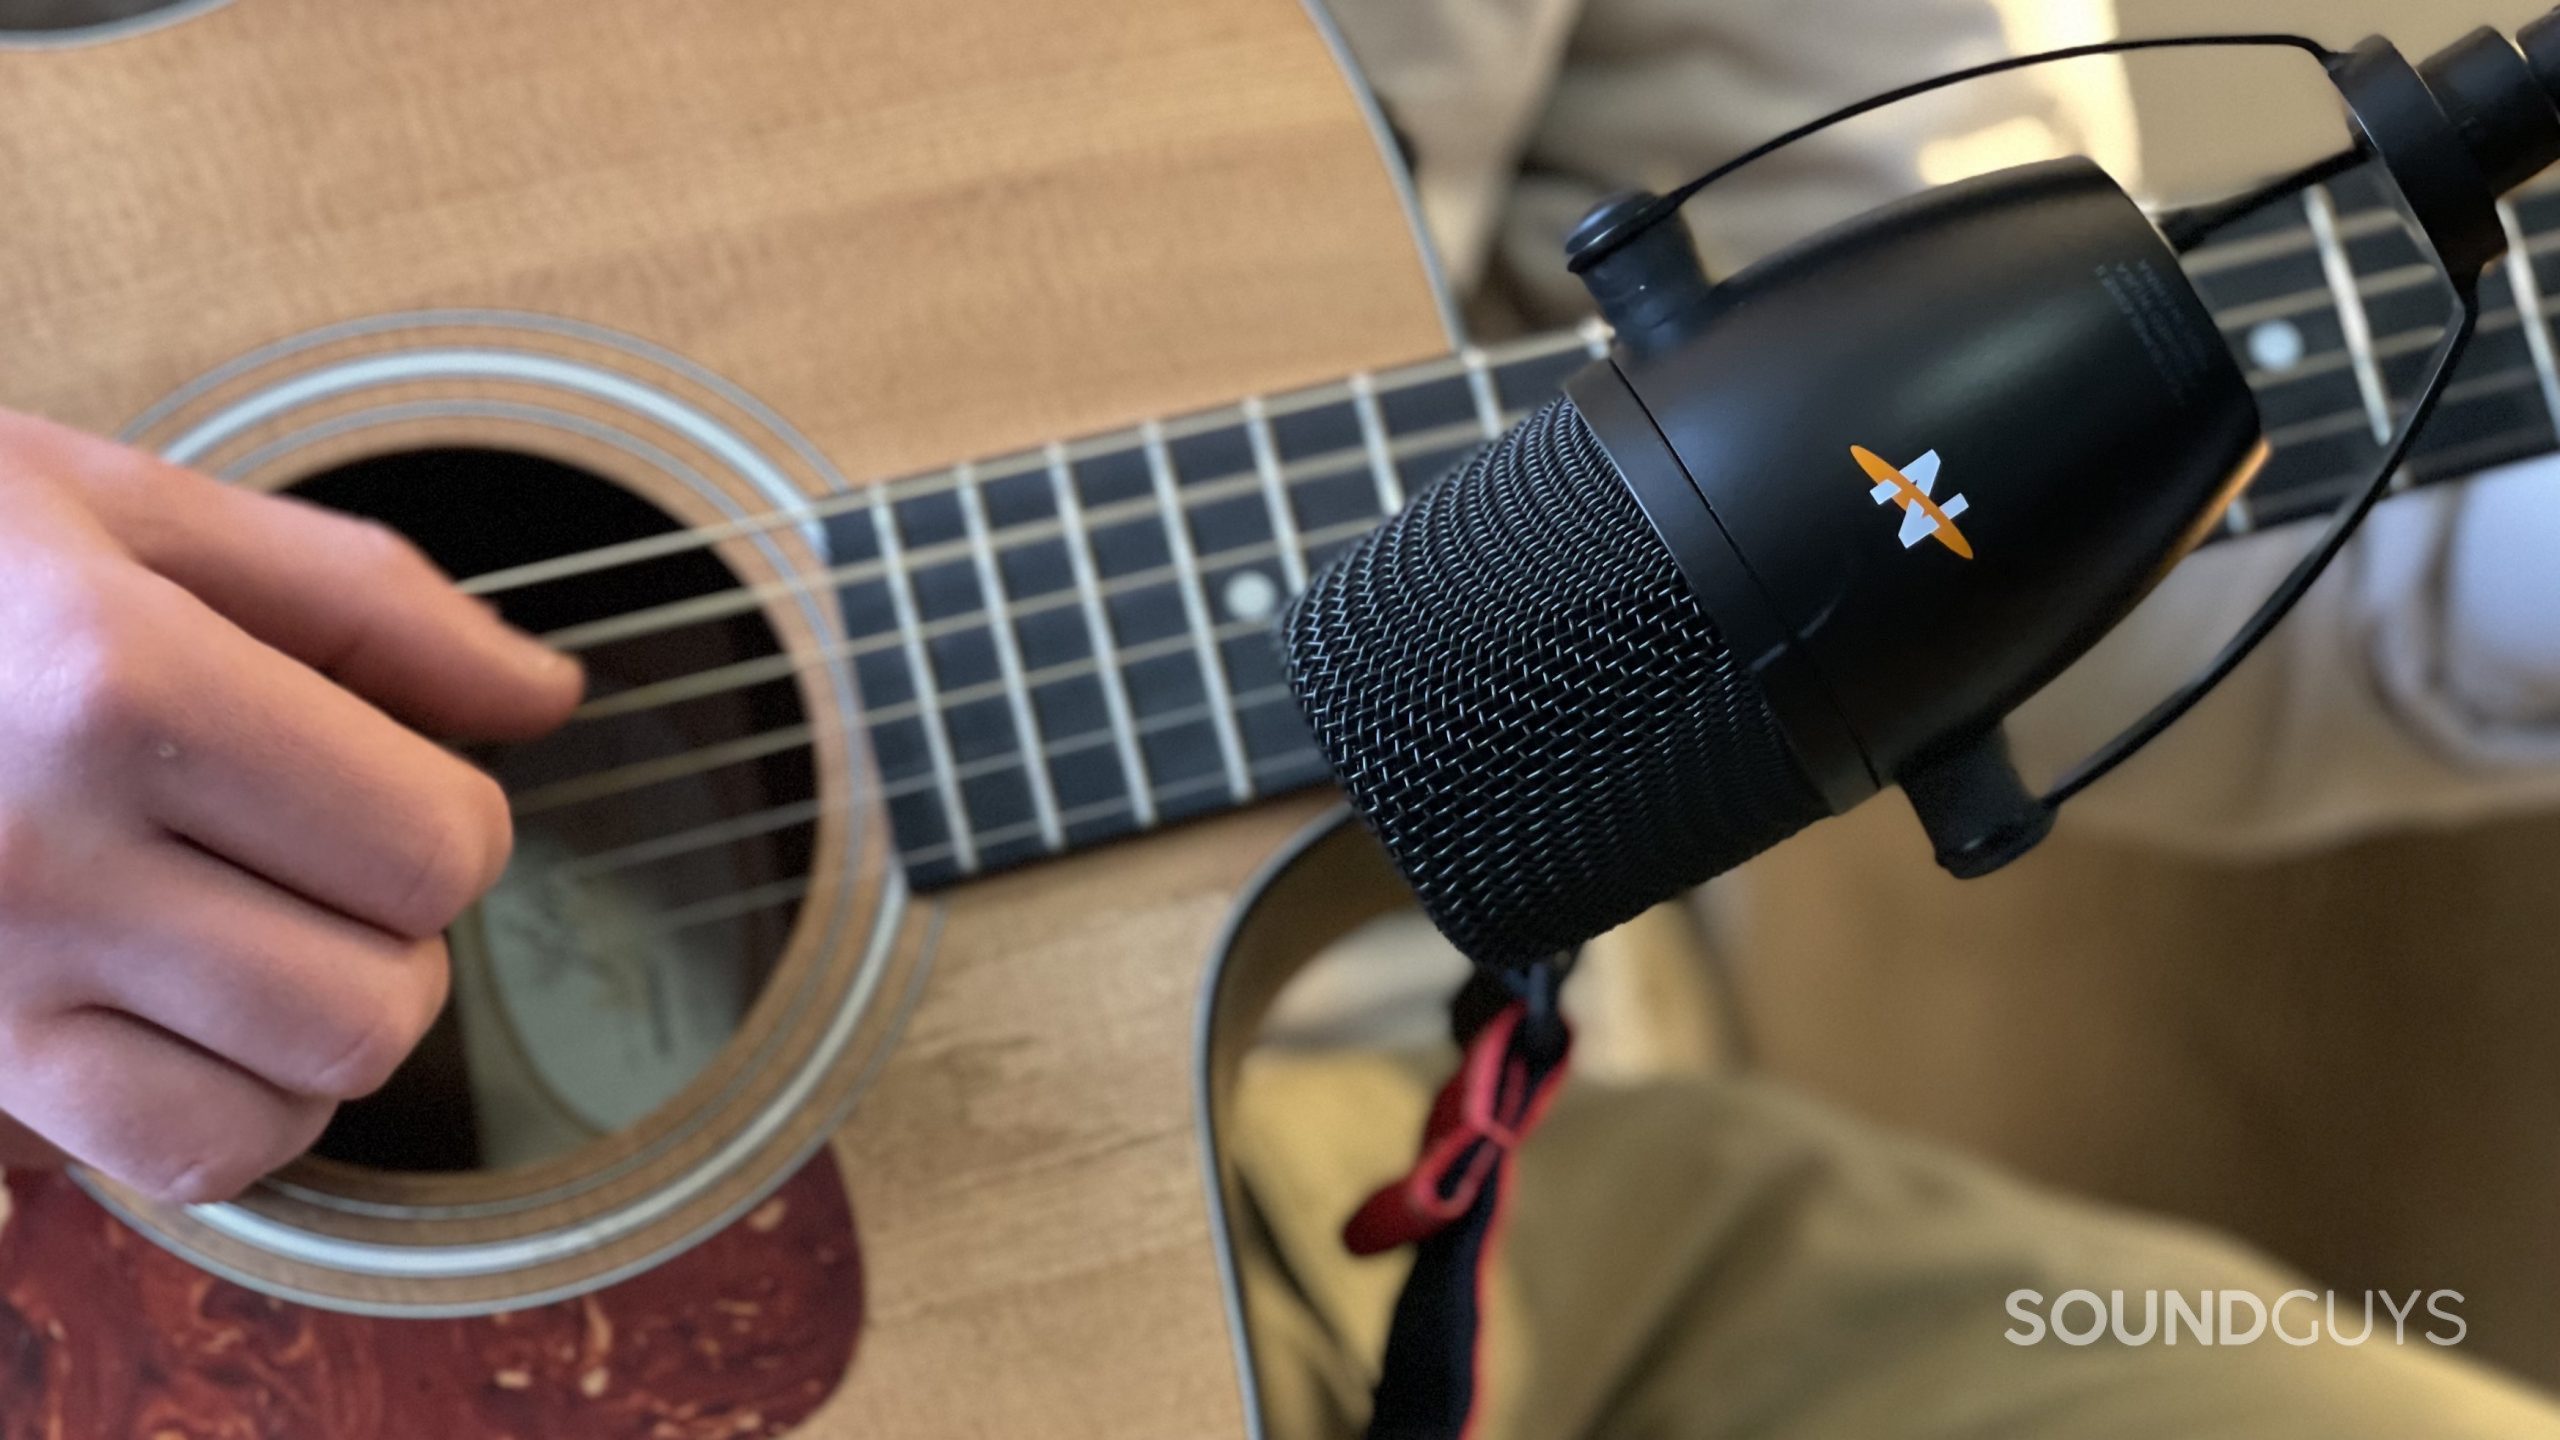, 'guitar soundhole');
282,448,816,1174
